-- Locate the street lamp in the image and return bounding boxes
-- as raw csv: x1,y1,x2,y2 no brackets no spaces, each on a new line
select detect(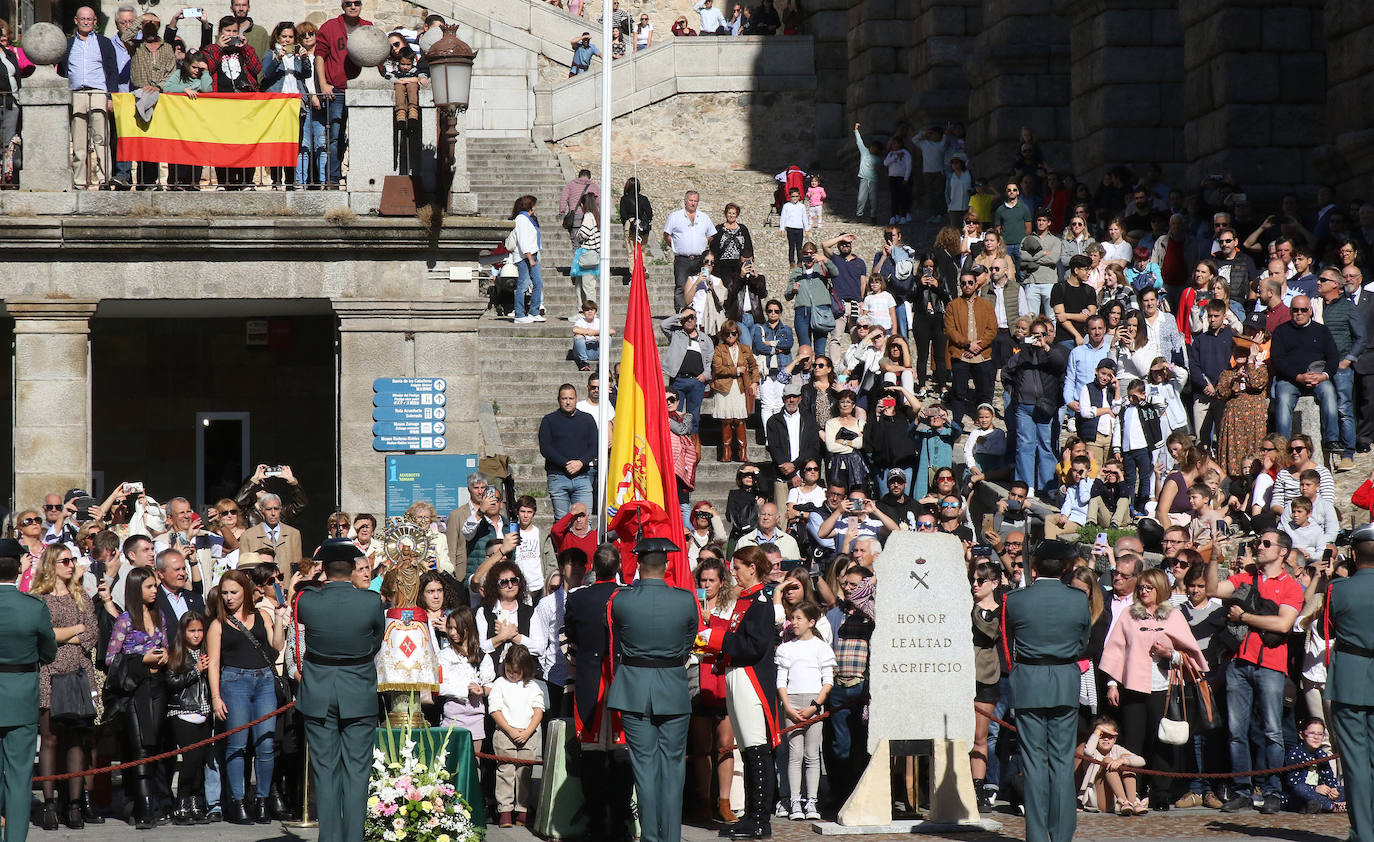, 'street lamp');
424,24,477,212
